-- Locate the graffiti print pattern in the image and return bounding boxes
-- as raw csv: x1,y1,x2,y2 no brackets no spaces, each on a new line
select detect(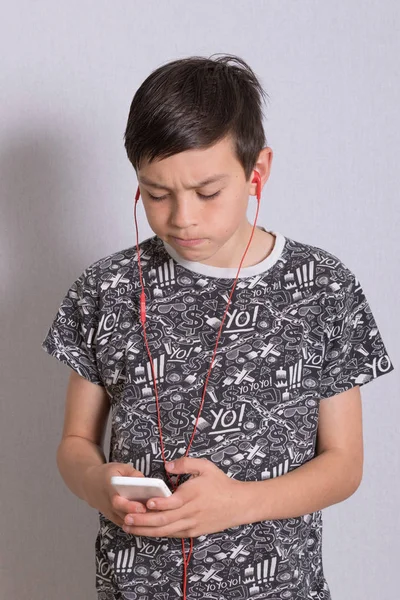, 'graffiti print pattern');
42,229,394,599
